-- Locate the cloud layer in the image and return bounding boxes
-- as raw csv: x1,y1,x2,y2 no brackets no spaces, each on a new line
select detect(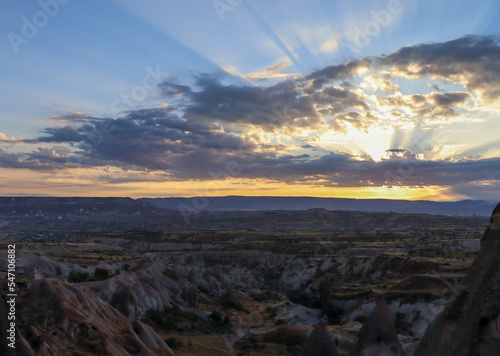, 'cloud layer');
1,35,500,198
